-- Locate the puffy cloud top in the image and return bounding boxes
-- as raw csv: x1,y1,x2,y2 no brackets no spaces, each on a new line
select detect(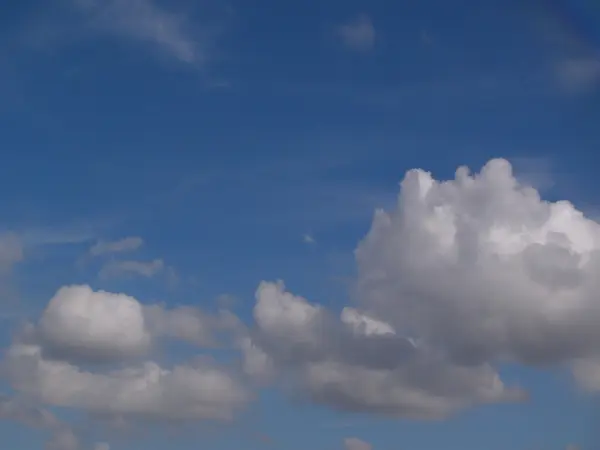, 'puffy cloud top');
356,158,600,367
38,285,151,361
